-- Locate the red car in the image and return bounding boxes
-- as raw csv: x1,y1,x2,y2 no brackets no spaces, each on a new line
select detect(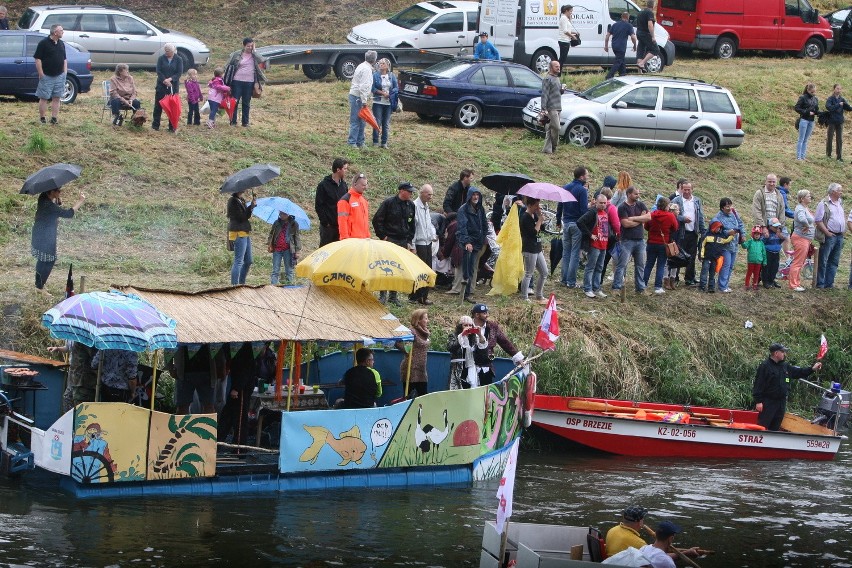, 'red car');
657,0,834,59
